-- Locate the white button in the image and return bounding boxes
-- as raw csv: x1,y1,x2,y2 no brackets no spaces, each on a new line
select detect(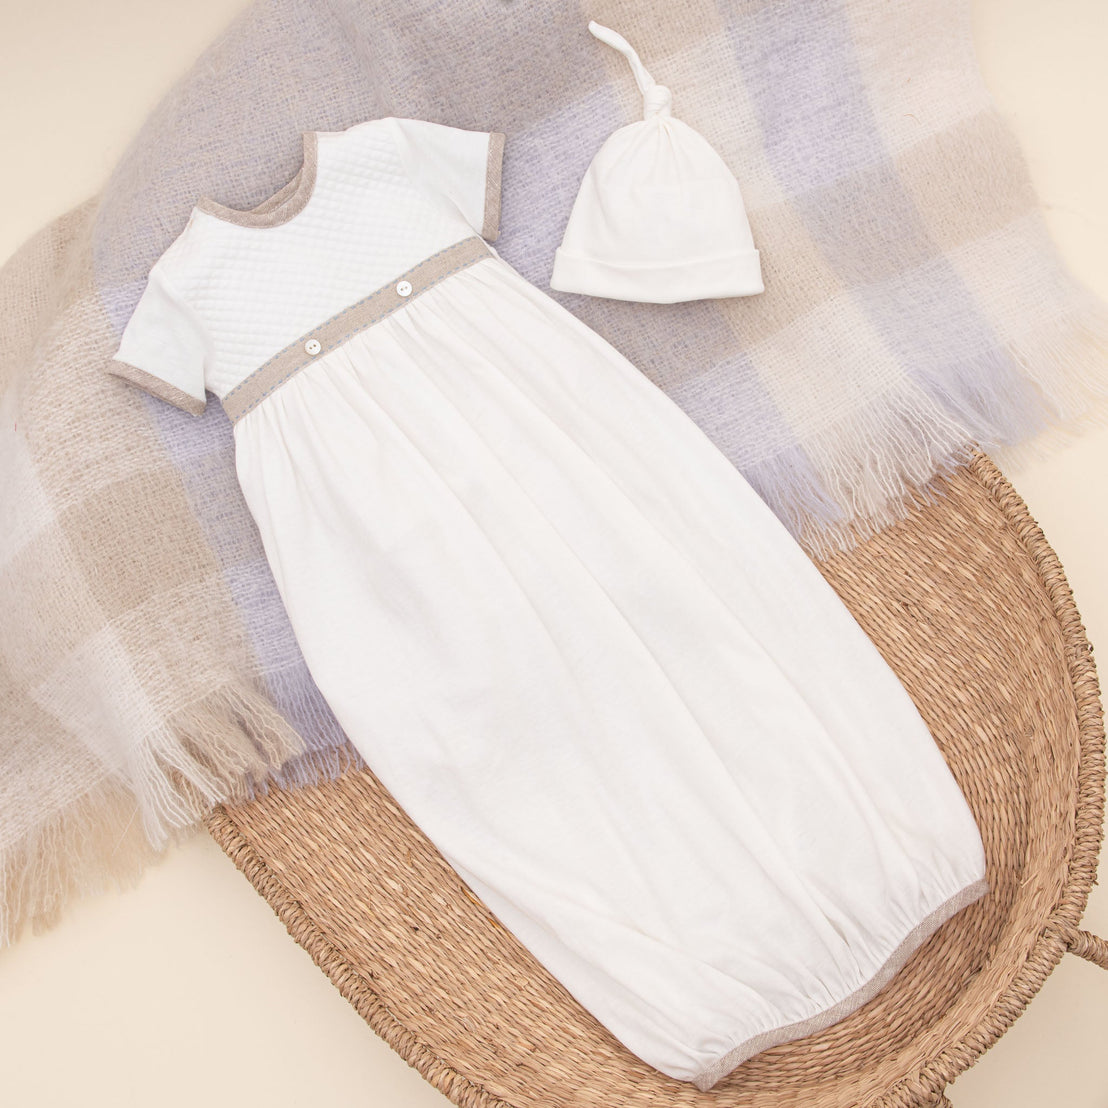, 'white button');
305,338,321,355
396,280,413,297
